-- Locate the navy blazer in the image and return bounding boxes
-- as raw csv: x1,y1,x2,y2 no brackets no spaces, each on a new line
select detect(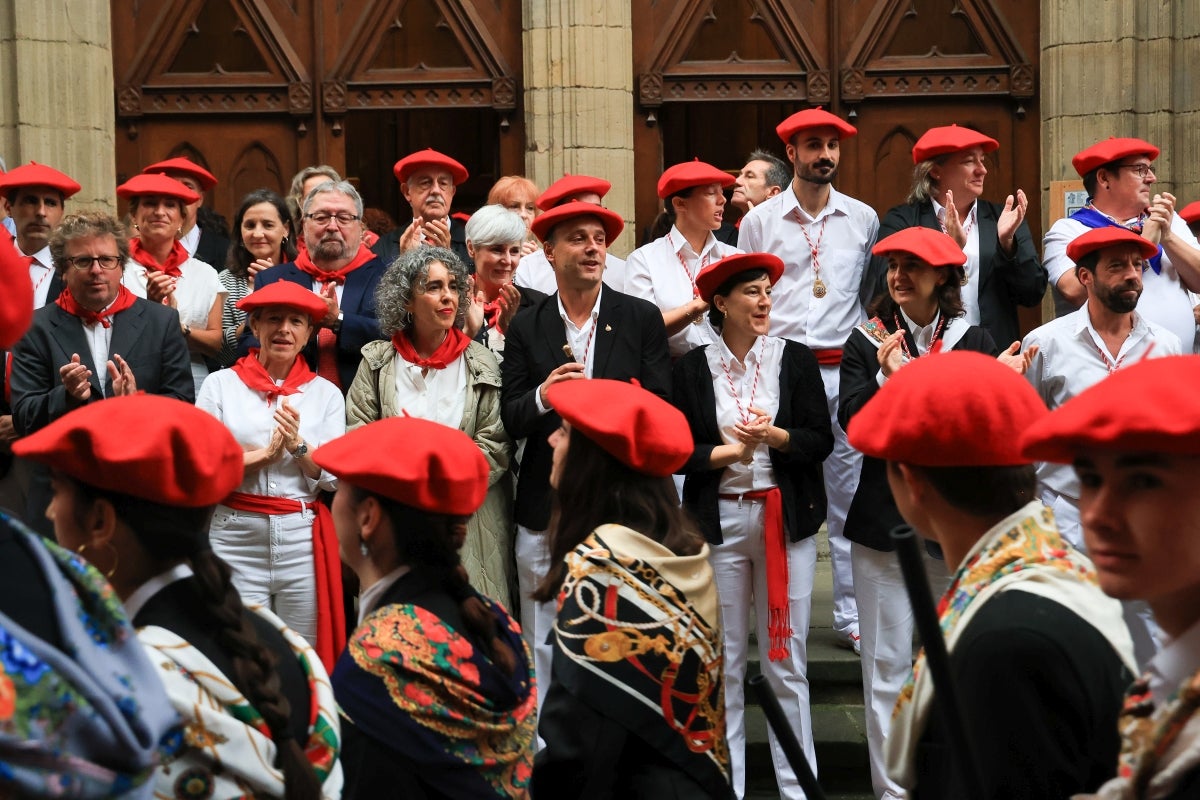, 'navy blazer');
240,257,387,390
863,200,1046,348
500,288,672,531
